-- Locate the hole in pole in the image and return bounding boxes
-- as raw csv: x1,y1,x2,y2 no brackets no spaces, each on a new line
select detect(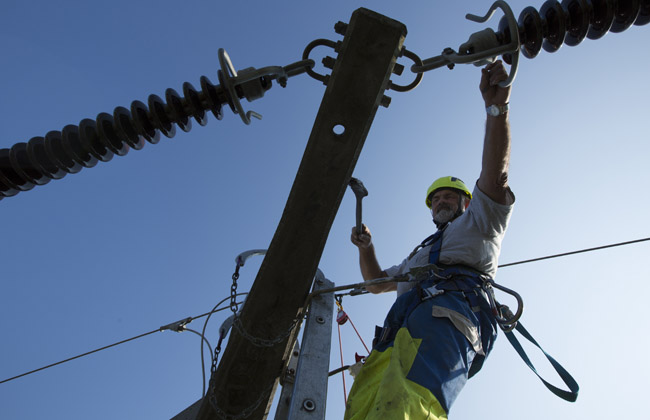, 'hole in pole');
332,124,346,136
